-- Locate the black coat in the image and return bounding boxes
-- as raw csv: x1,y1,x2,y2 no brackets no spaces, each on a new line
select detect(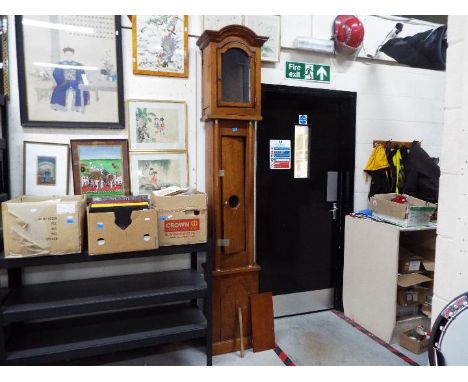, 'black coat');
402,142,440,203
